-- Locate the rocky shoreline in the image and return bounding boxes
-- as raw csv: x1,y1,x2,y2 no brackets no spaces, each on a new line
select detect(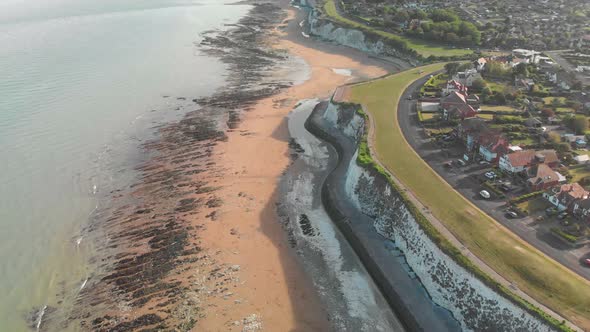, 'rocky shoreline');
34,2,300,331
